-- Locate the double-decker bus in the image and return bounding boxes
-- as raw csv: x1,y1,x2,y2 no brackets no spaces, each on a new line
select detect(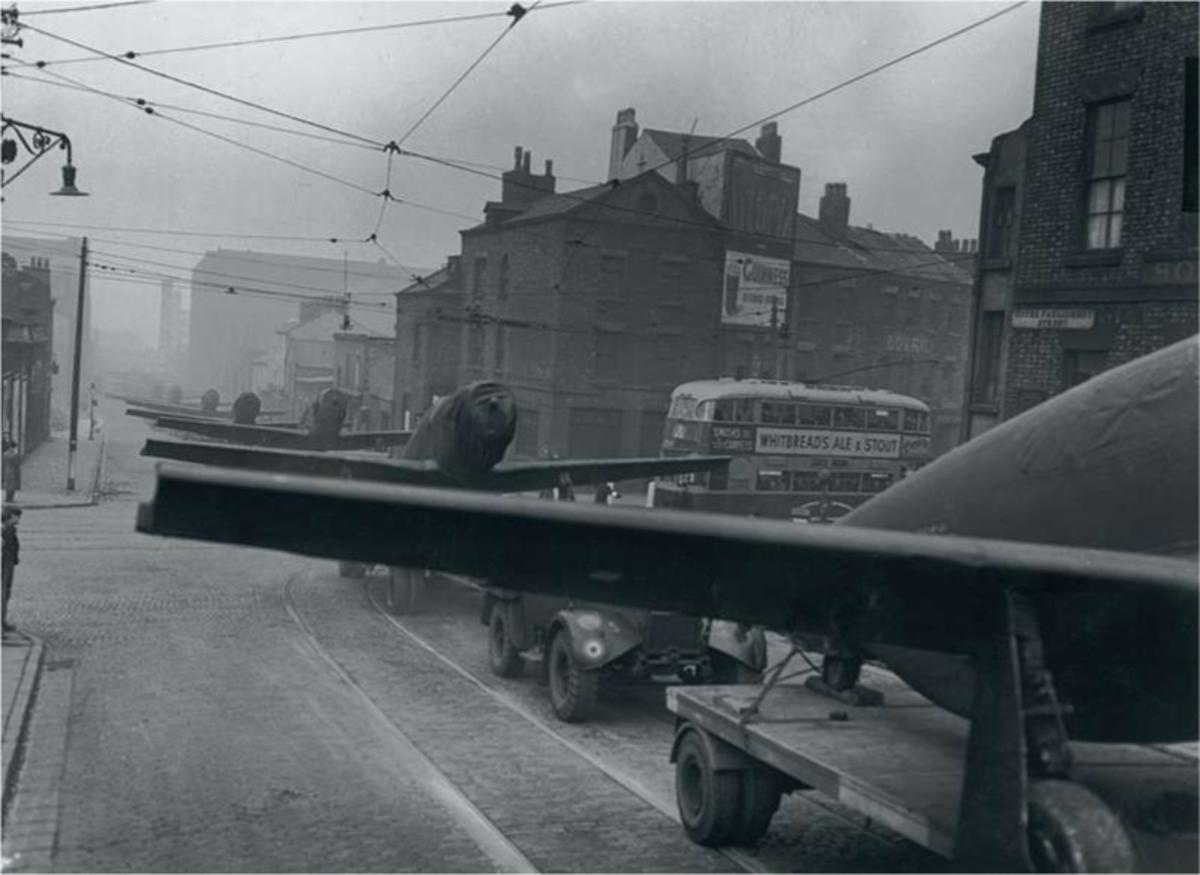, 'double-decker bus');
652,378,933,521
